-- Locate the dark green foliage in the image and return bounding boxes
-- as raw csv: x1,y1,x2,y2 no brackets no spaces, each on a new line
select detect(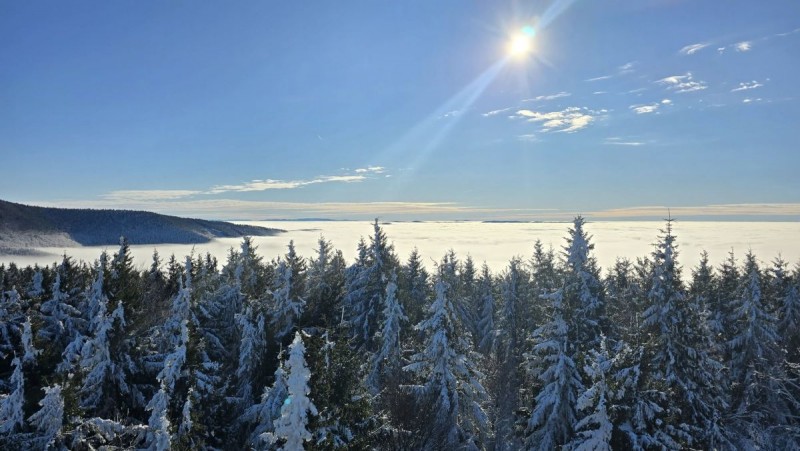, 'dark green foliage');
1,223,798,450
